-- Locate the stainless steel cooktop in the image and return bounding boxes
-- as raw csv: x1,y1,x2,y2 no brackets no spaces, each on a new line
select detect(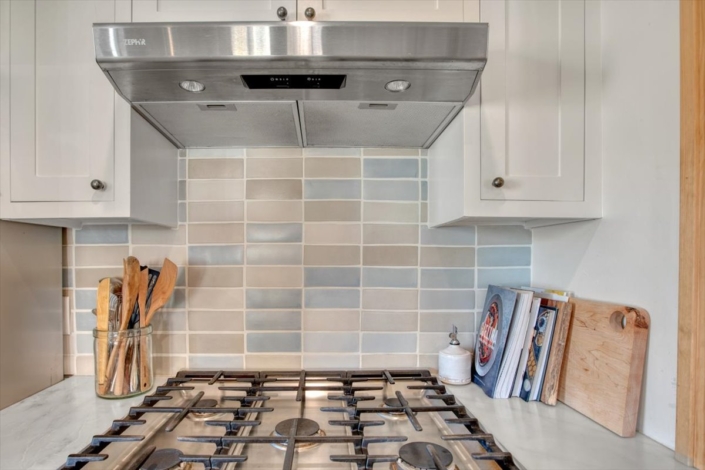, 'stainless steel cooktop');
60,370,520,470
